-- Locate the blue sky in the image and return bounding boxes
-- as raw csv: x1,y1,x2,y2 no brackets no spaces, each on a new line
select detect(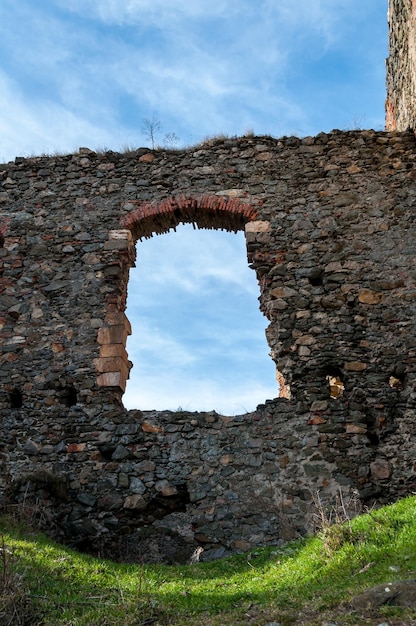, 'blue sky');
0,1,388,414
